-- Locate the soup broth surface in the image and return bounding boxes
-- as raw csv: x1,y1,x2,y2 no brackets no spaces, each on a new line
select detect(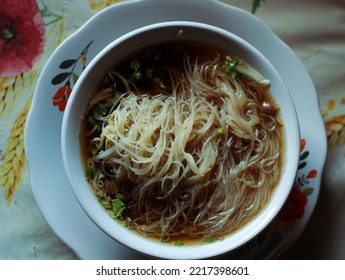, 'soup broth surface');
81,41,284,245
